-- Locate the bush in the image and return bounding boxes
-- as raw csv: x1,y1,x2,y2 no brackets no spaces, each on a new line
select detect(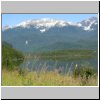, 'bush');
73,64,96,79
18,67,29,76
